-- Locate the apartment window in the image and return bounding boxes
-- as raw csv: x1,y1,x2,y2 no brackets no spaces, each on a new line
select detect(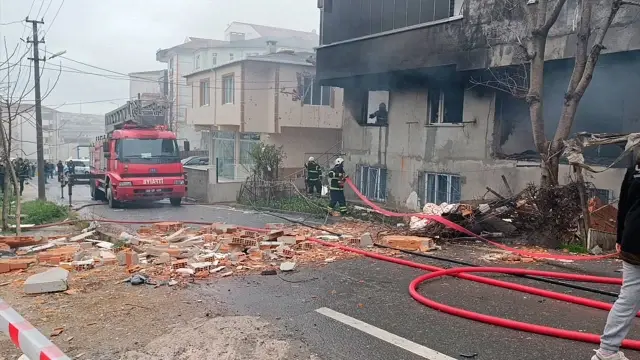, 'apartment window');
423,173,461,204
302,75,330,106
195,55,201,70
222,75,235,104
427,84,464,124
212,53,217,66
357,165,387,202
199,79,210,106
229,53,235,61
